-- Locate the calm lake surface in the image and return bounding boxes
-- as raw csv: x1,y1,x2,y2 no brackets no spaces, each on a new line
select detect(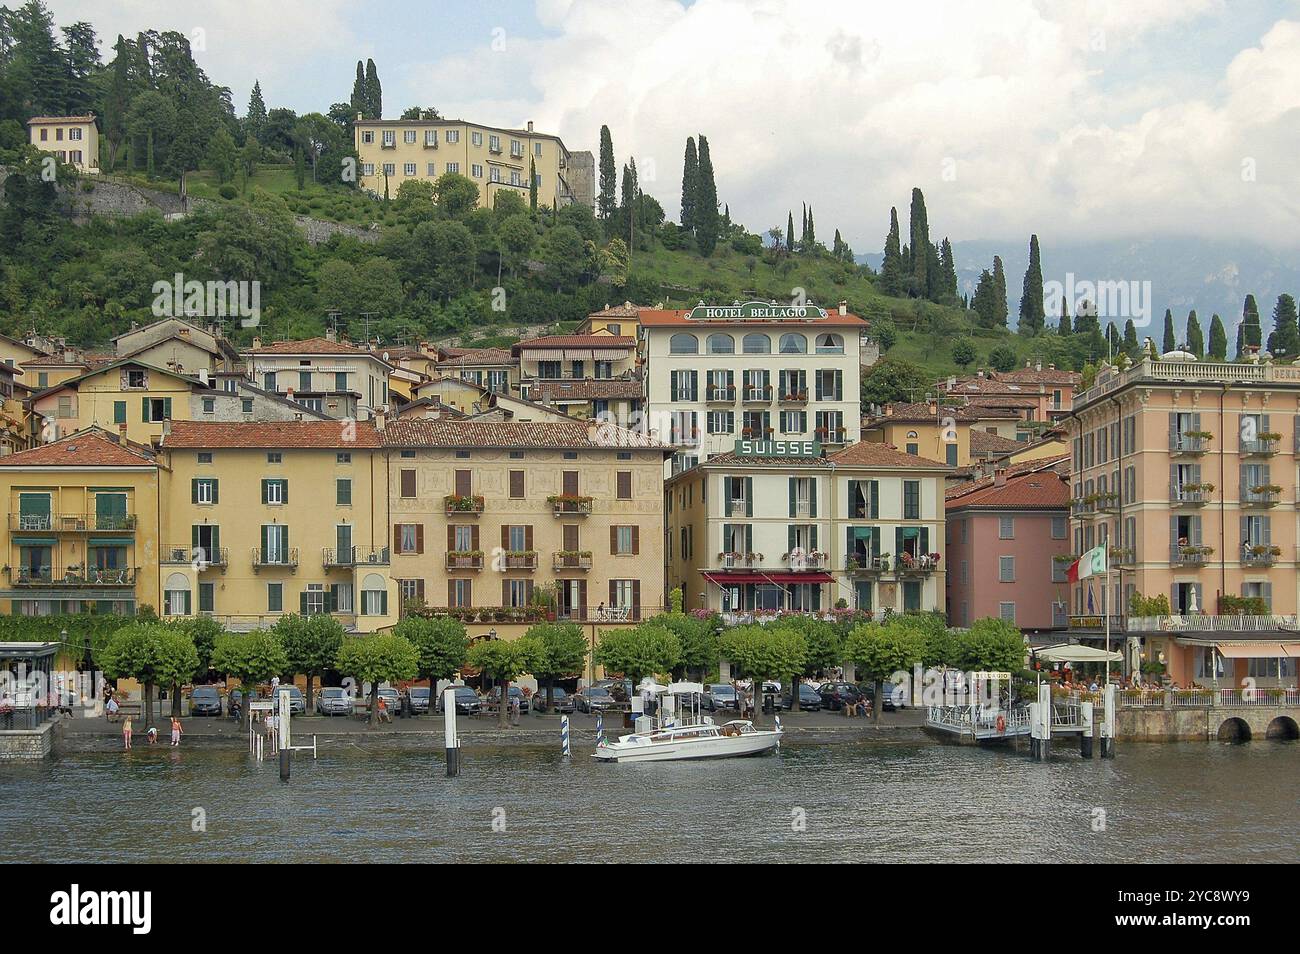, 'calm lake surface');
4,740,1296,863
